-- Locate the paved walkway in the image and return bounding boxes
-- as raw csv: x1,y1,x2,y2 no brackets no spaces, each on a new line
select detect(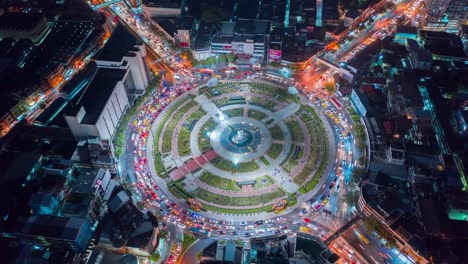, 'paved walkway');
194,94,225,123
258,153,298,193
262,103,300,127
